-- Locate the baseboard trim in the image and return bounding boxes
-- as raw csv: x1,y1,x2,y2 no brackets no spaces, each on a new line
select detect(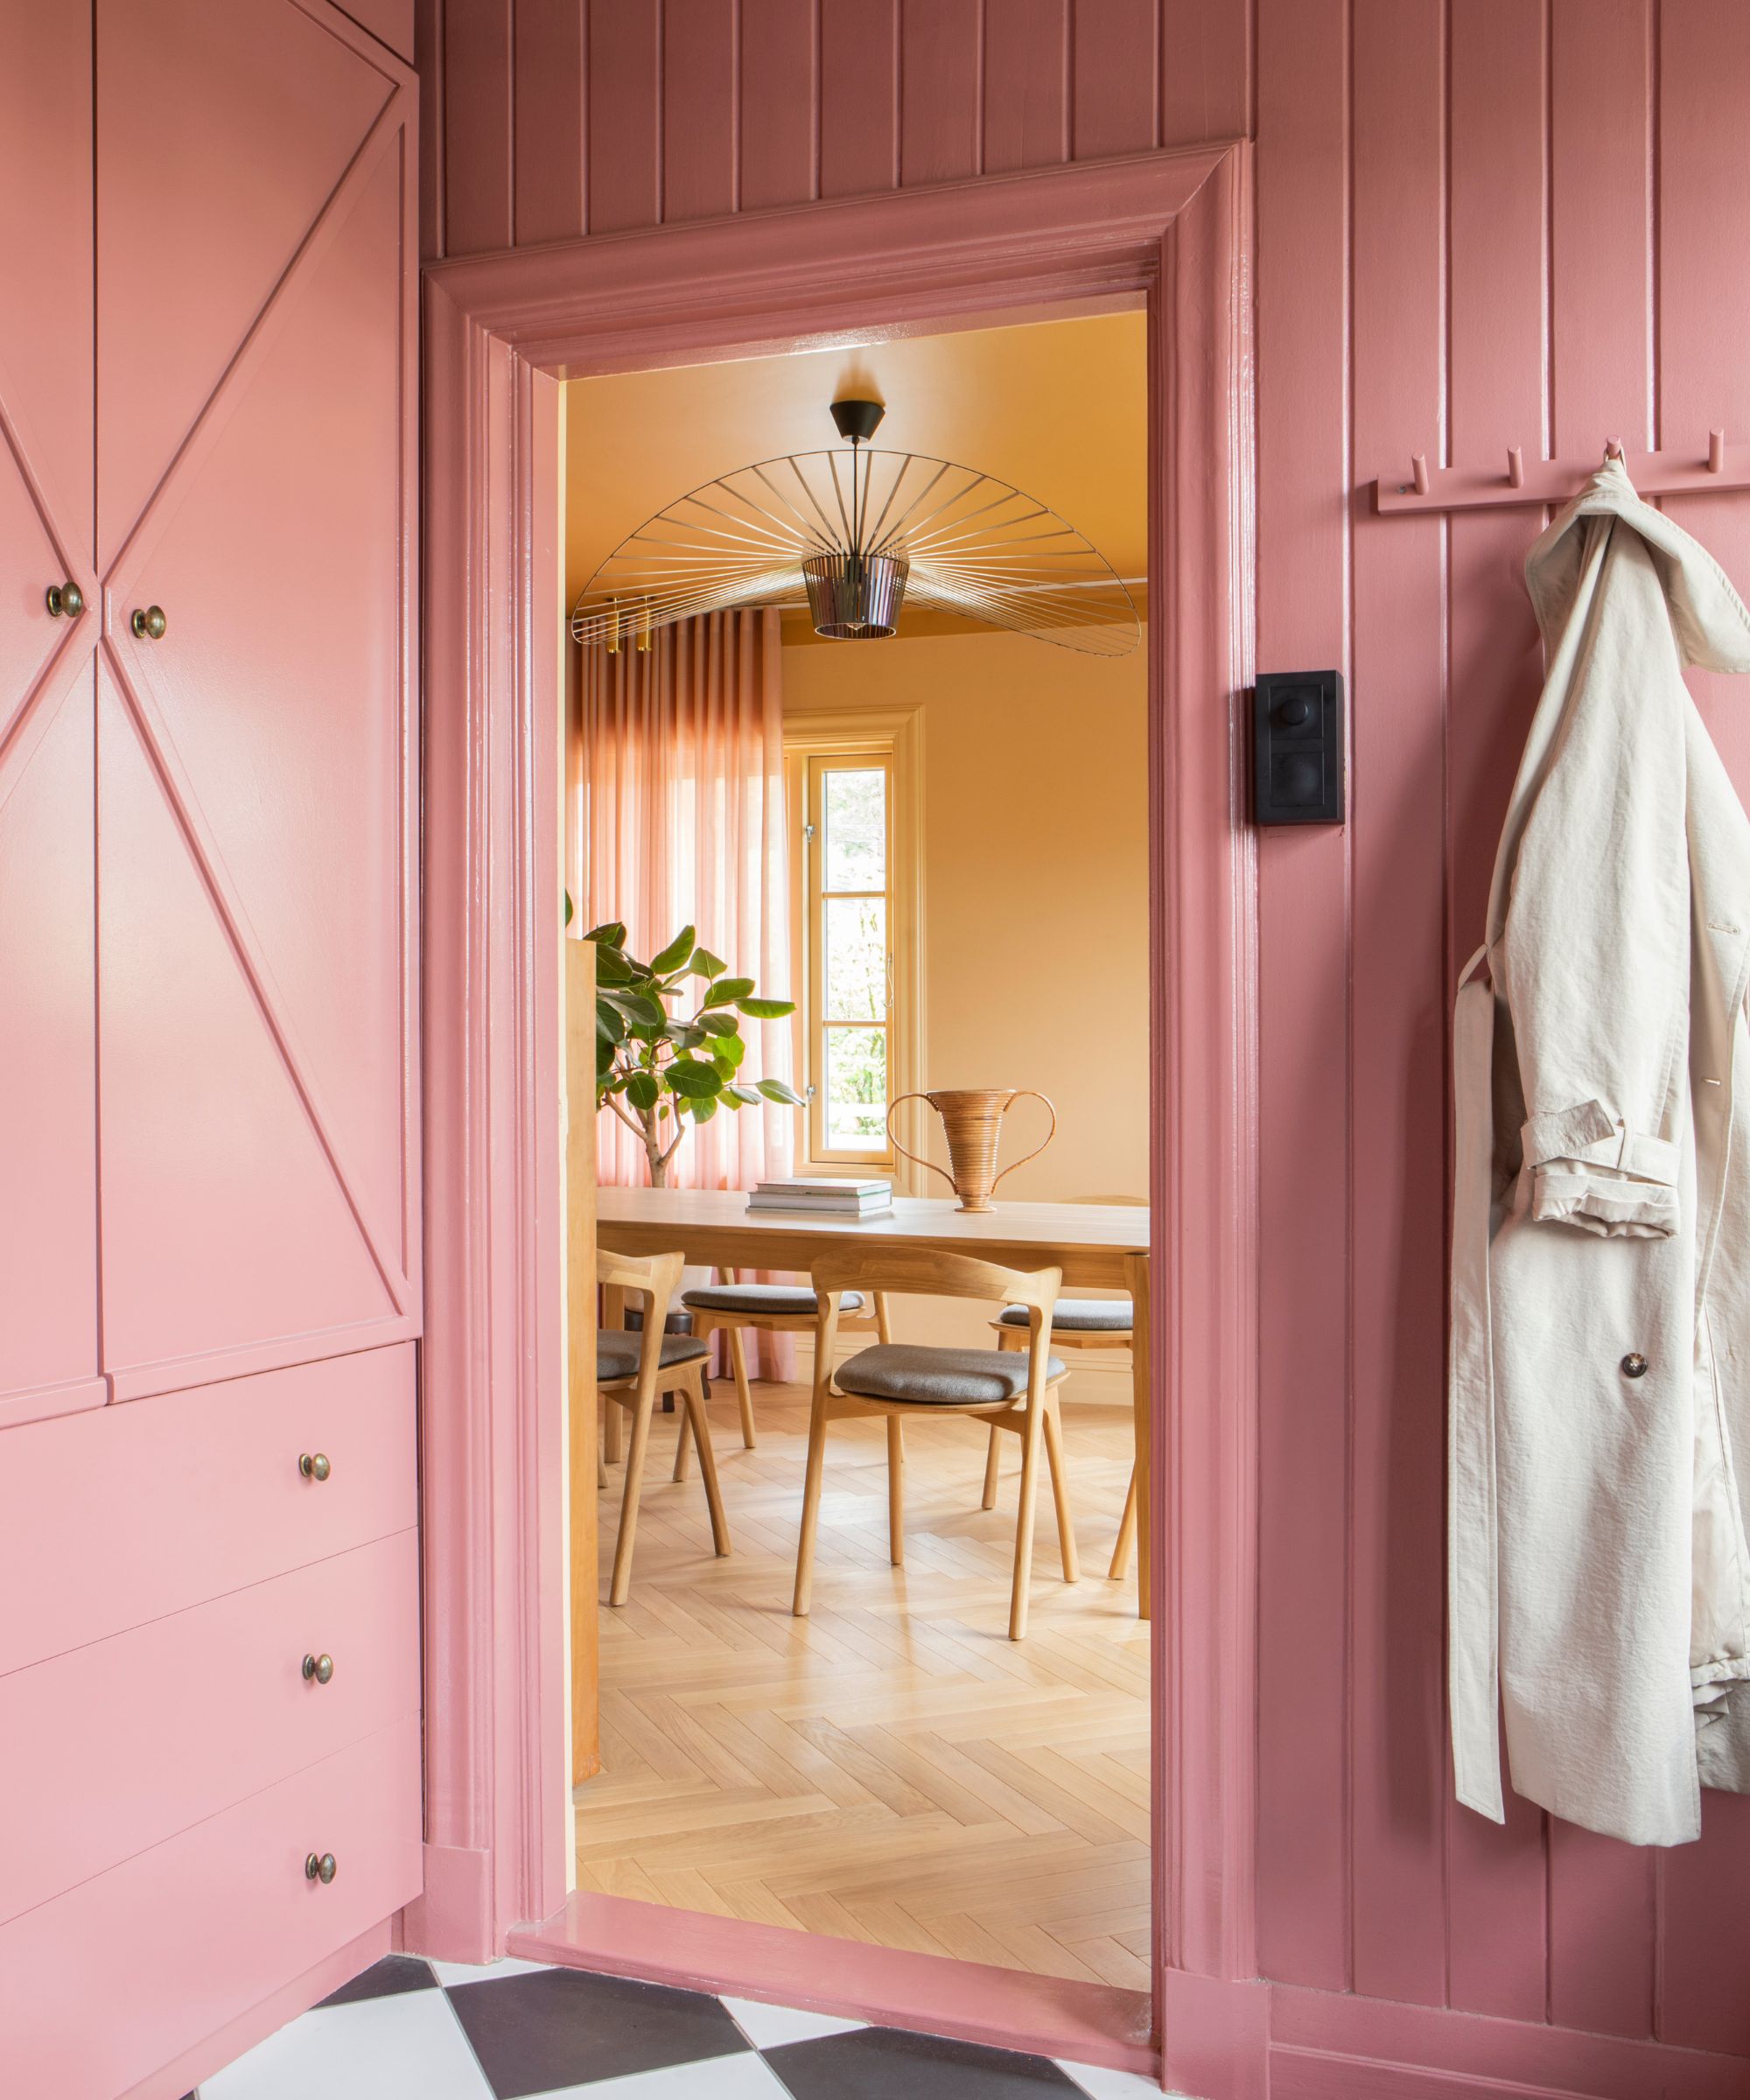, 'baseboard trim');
401,1841,494,1963
1268,1985,1750,2100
